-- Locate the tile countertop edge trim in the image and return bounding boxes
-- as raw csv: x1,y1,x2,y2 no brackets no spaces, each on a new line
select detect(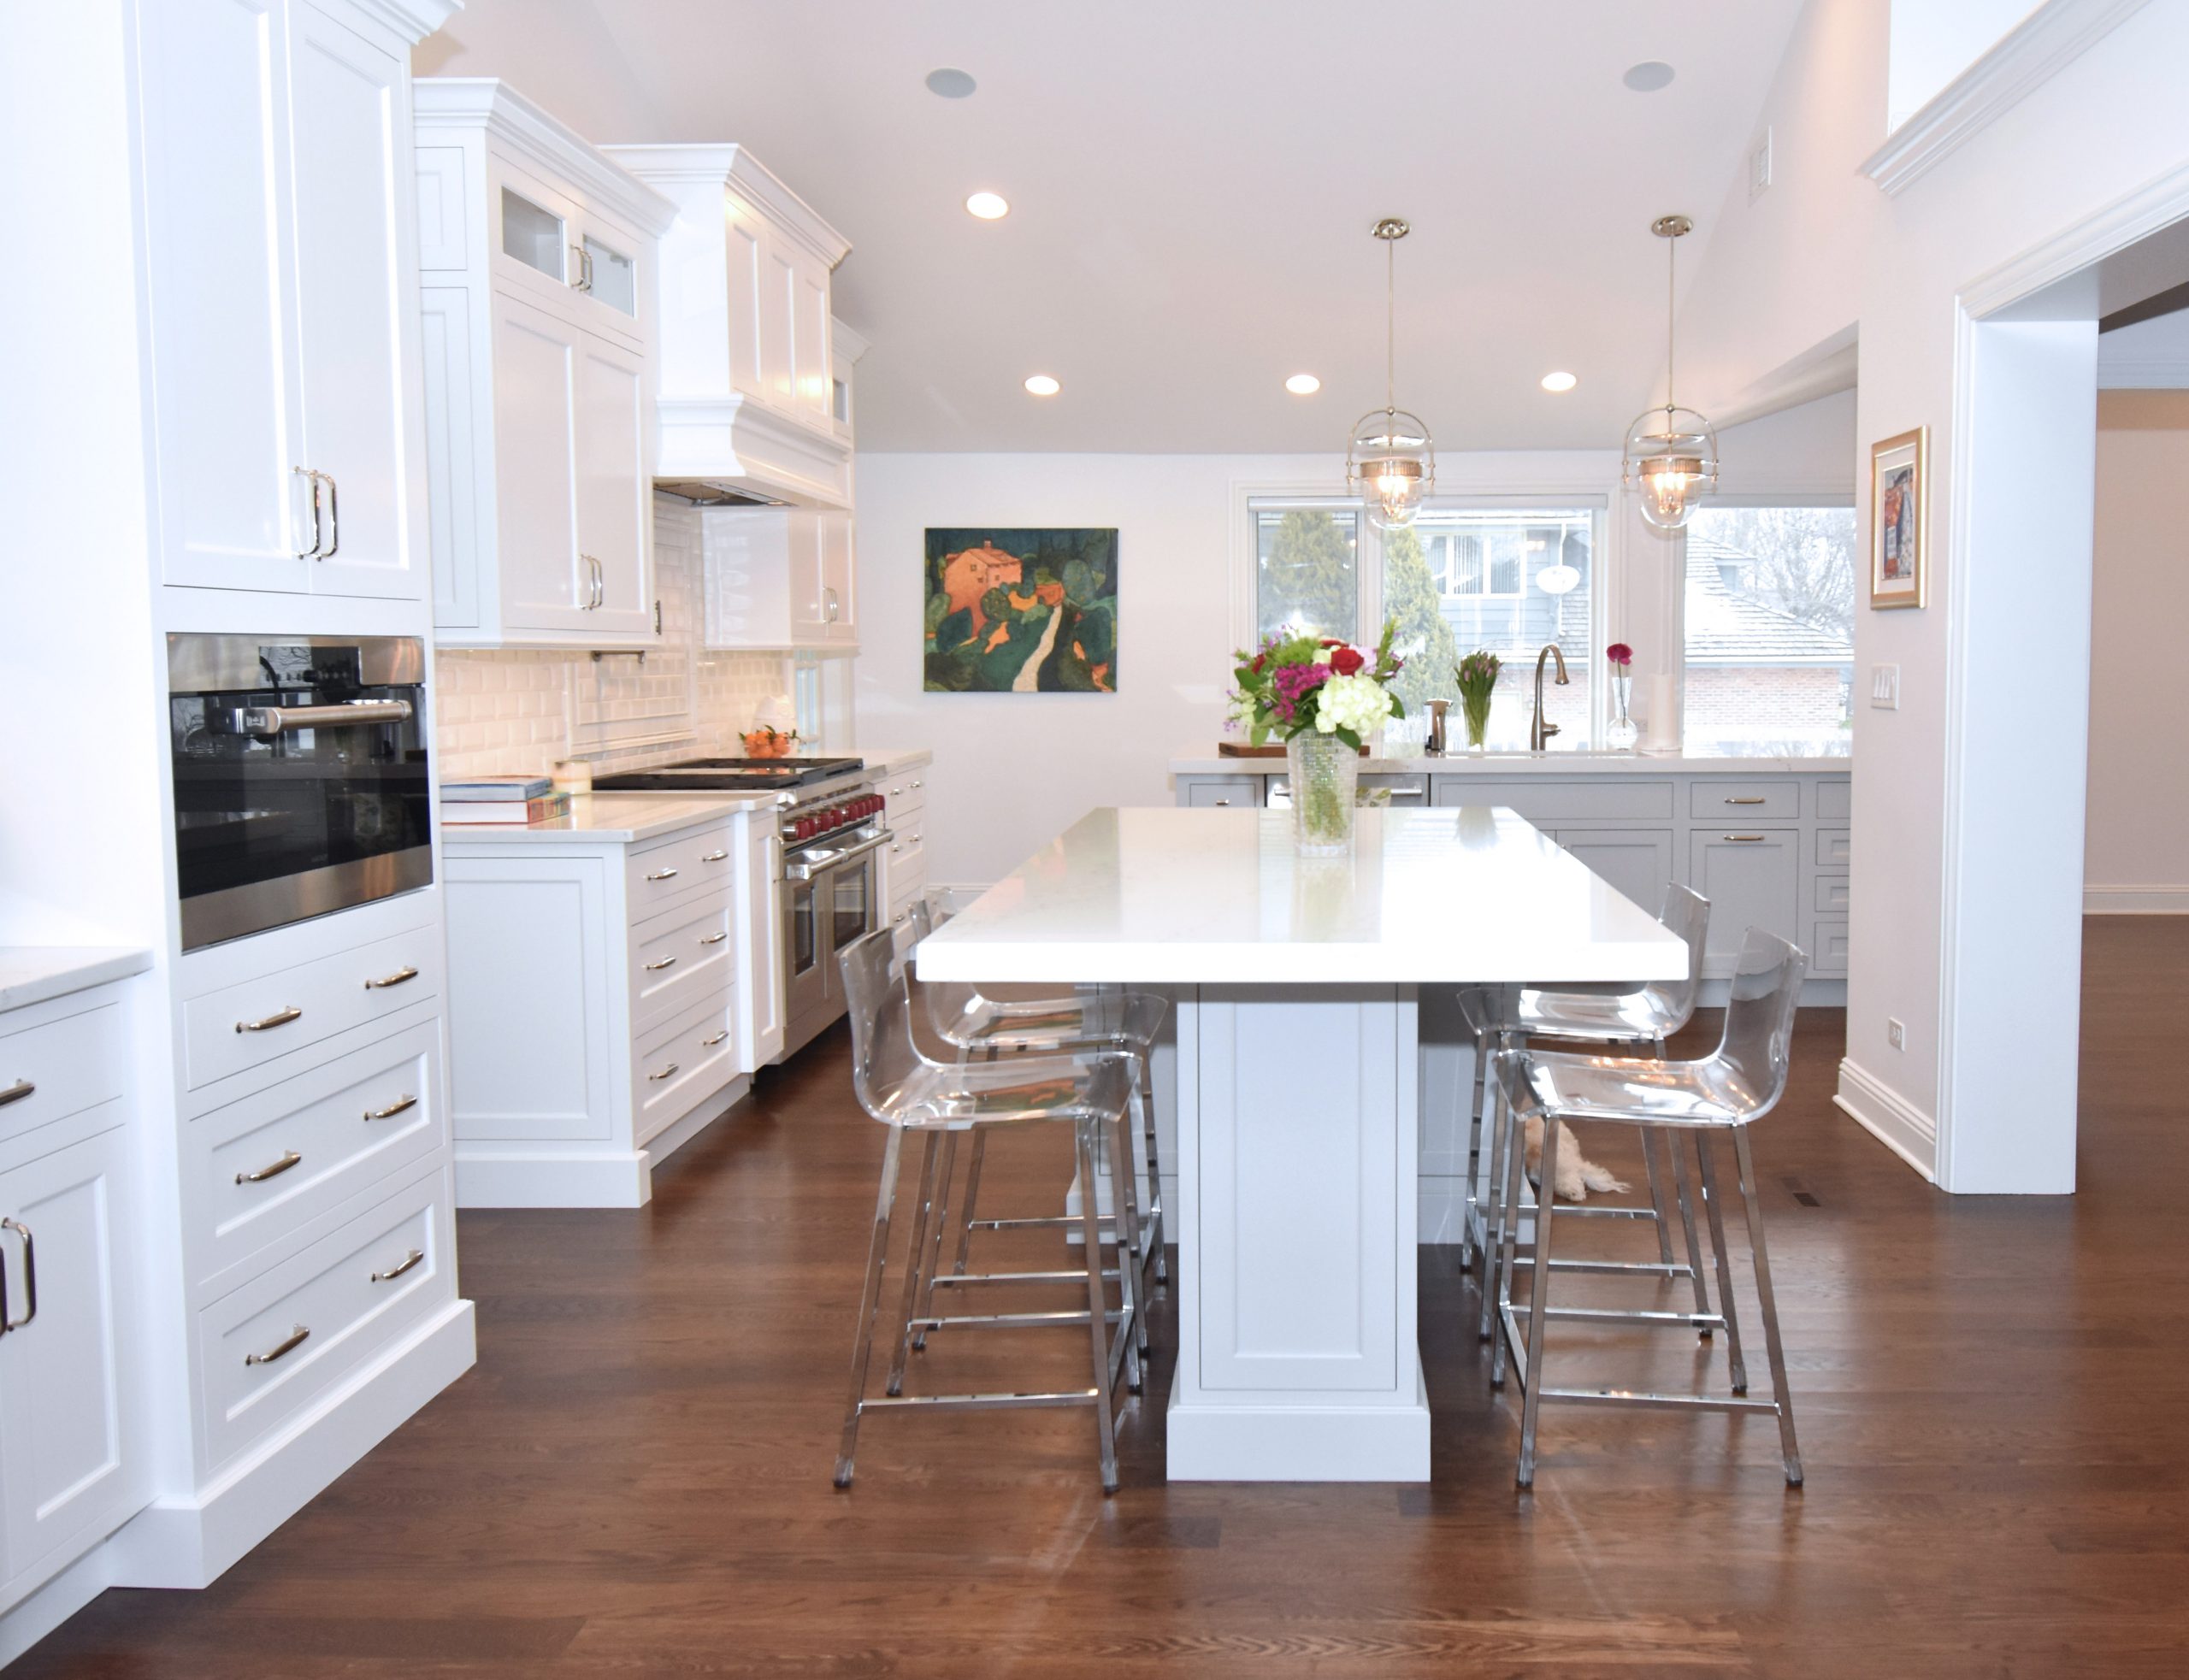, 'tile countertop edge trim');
0,946,156,1015
439,792,776,847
